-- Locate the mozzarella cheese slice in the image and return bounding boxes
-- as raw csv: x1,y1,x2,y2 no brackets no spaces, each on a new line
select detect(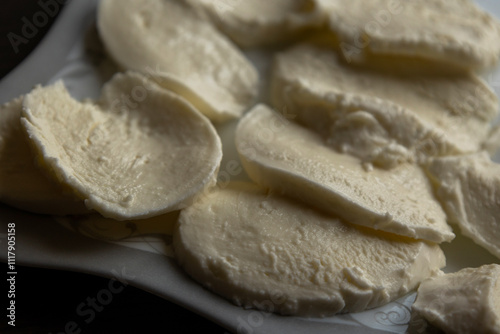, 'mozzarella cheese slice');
316,0,500,70
97,0,259,121
21,72,222,220
425,152,500,259
413,264,500,334
235,104,454,243
188,0,325,47
271,44,498,168
0,97,88,215
173,182,445,317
